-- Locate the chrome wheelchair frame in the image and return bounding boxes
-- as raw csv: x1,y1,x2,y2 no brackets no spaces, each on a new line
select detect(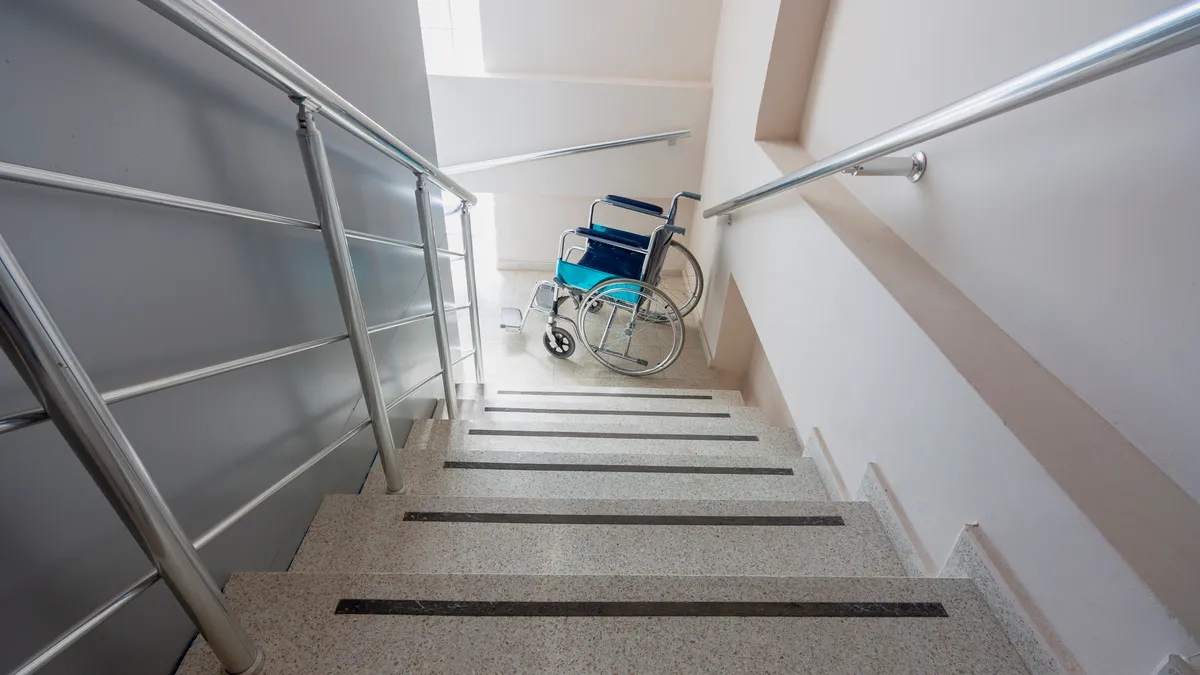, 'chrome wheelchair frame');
501,191,701,375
